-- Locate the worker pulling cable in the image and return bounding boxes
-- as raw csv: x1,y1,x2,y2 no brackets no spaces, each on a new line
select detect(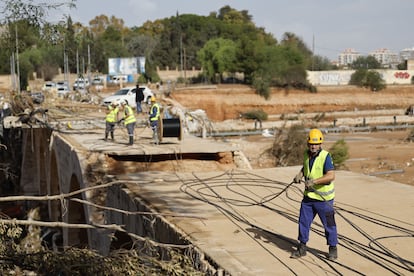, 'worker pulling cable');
290,128,338,261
